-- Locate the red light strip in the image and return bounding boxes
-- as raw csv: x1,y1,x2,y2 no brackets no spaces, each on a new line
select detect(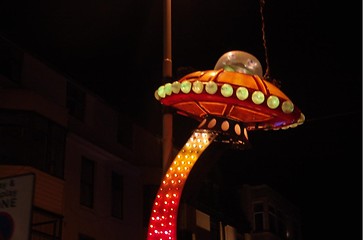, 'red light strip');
147,129,217,240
